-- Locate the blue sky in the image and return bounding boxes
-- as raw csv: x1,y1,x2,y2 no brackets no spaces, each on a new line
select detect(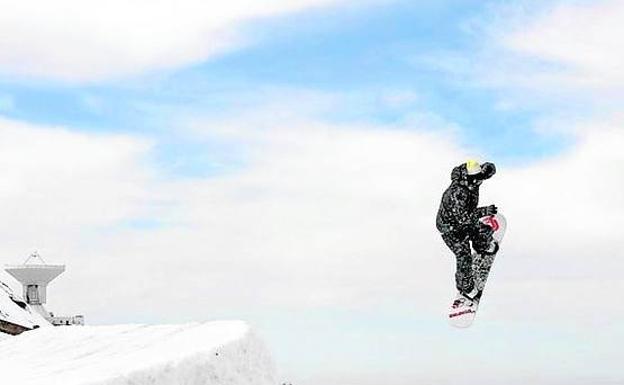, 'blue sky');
1,1,623,384
0,0,572,176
